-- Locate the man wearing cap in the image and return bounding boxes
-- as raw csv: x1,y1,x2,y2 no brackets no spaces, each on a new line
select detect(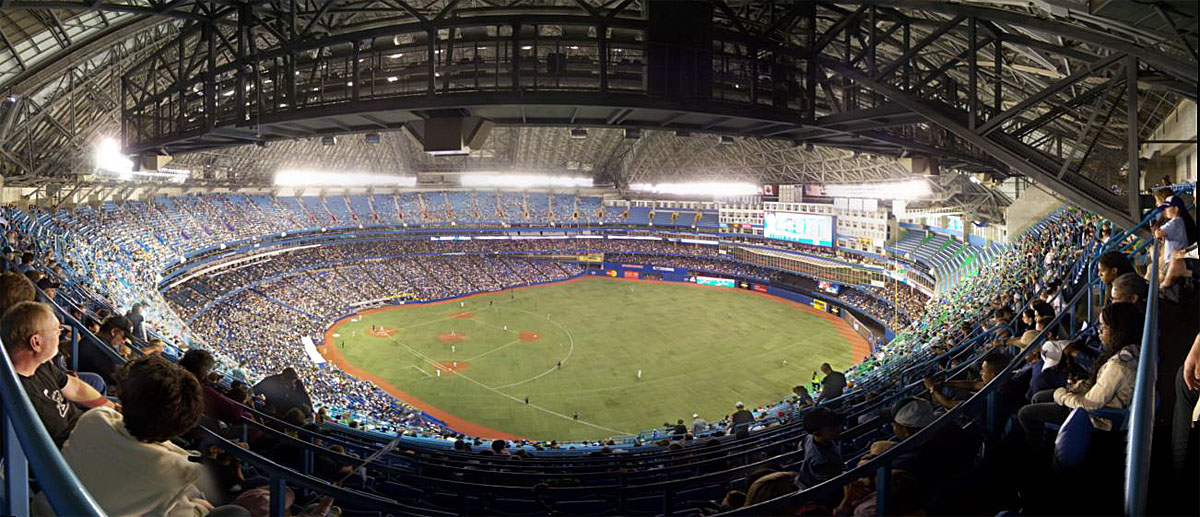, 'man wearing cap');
887,397,979,484
77,315,134,385
691,413,708,435
729,402,754,433
1028,341,1070,401
35,277,59,304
